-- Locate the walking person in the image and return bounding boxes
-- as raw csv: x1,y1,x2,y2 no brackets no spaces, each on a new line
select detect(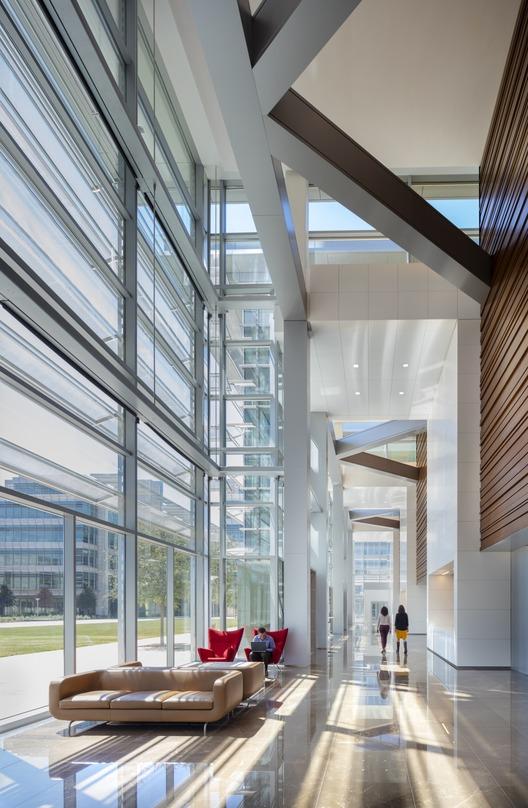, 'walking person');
376,606,391,655
395,604,409,656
